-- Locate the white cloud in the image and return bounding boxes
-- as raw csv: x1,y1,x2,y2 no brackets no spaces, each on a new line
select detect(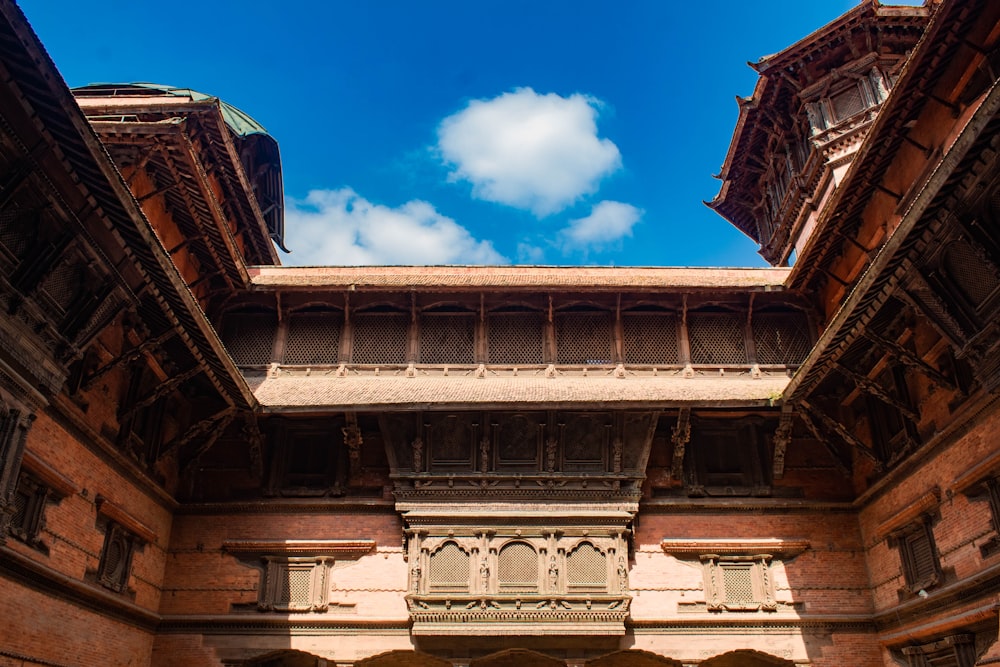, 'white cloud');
283,188,507,265
559,201,643,251
437,88,621,216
